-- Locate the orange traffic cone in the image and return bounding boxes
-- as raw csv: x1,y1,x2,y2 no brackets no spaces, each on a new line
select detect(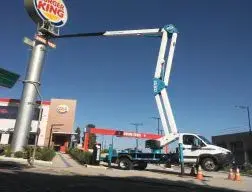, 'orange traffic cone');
196,165,204,180
234,168,241,181
227,168,234,180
